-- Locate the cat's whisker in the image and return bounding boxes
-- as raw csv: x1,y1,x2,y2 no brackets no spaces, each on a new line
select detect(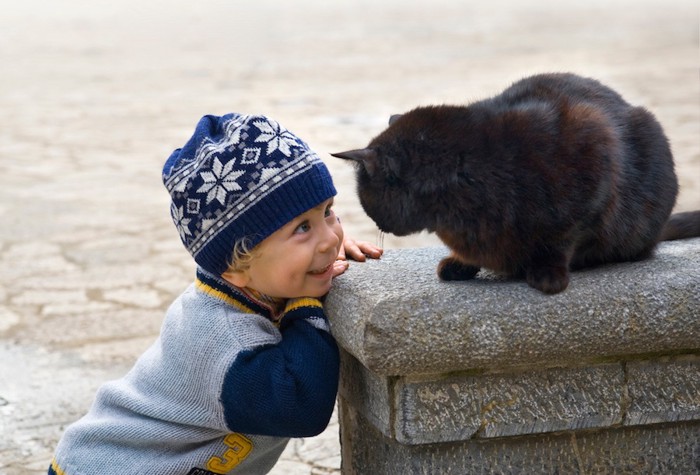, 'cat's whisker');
377,230,385,248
